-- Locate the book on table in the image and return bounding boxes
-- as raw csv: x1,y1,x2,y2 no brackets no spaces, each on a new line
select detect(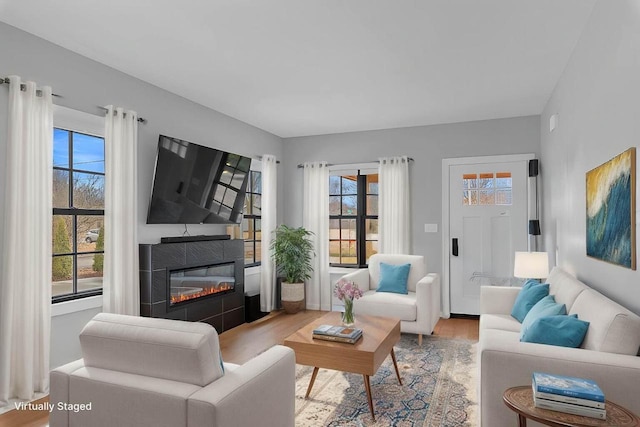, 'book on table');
312,325,363,344
533,393,606,419
532,372,605,402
